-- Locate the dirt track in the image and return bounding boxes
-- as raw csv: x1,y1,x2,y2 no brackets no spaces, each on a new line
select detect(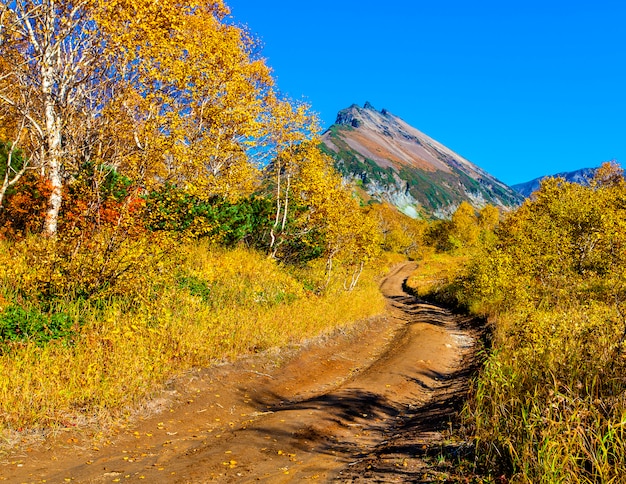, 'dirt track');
2,262,480,483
